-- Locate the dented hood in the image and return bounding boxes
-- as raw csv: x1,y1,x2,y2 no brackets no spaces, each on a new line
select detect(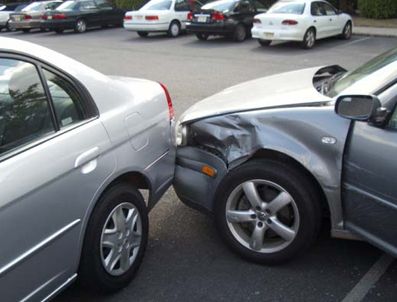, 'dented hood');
180,66,331,123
